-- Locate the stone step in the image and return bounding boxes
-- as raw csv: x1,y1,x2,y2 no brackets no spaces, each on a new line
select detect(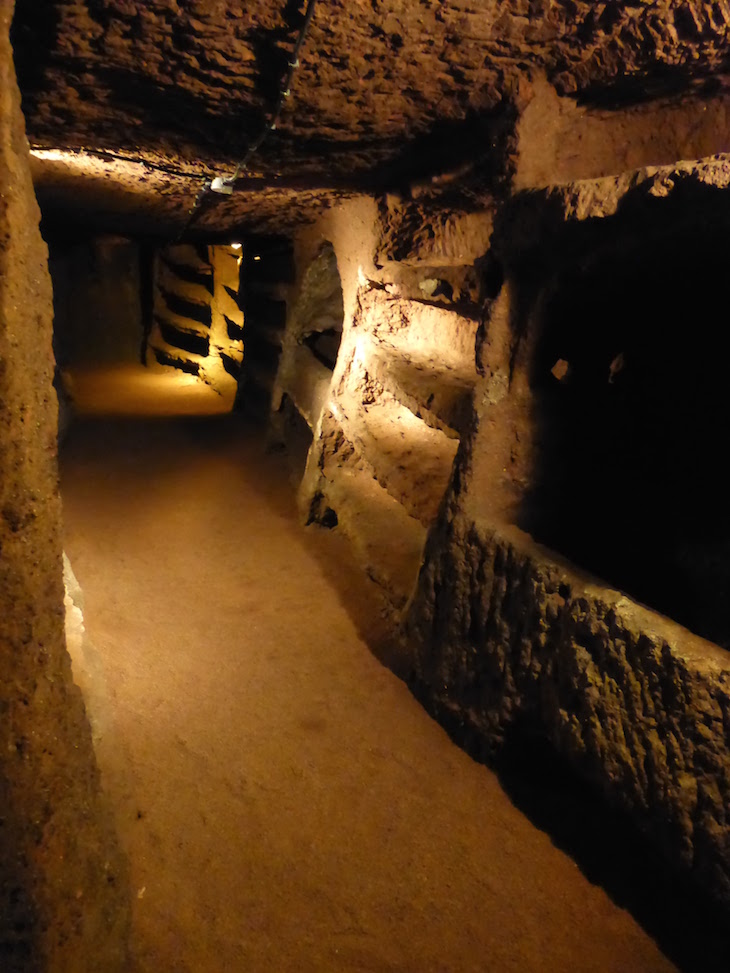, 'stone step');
279,344,332,430
158,253,213,296
365,339,474,436
157,284,212,328
334,395,458,526
361,291,478,374
162,244,212,274
317,463,426,610
147,338,206,376
154,315,210,357
152,302,210,339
